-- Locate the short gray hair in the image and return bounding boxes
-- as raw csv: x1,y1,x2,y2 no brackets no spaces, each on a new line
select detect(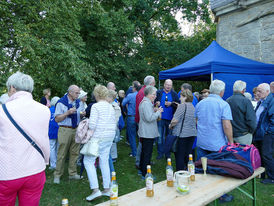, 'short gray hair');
209,80,225,95
144,76,155,86
144,86,157,96
233,80,246,92
6,71,34,93
181,83,192,91
50,96,60,106
258,83,270,92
